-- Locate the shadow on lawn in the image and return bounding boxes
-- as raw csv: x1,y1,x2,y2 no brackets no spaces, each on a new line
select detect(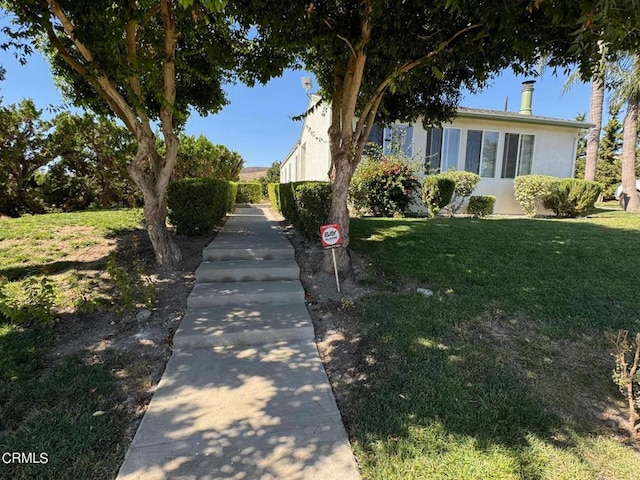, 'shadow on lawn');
336,215,640,476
